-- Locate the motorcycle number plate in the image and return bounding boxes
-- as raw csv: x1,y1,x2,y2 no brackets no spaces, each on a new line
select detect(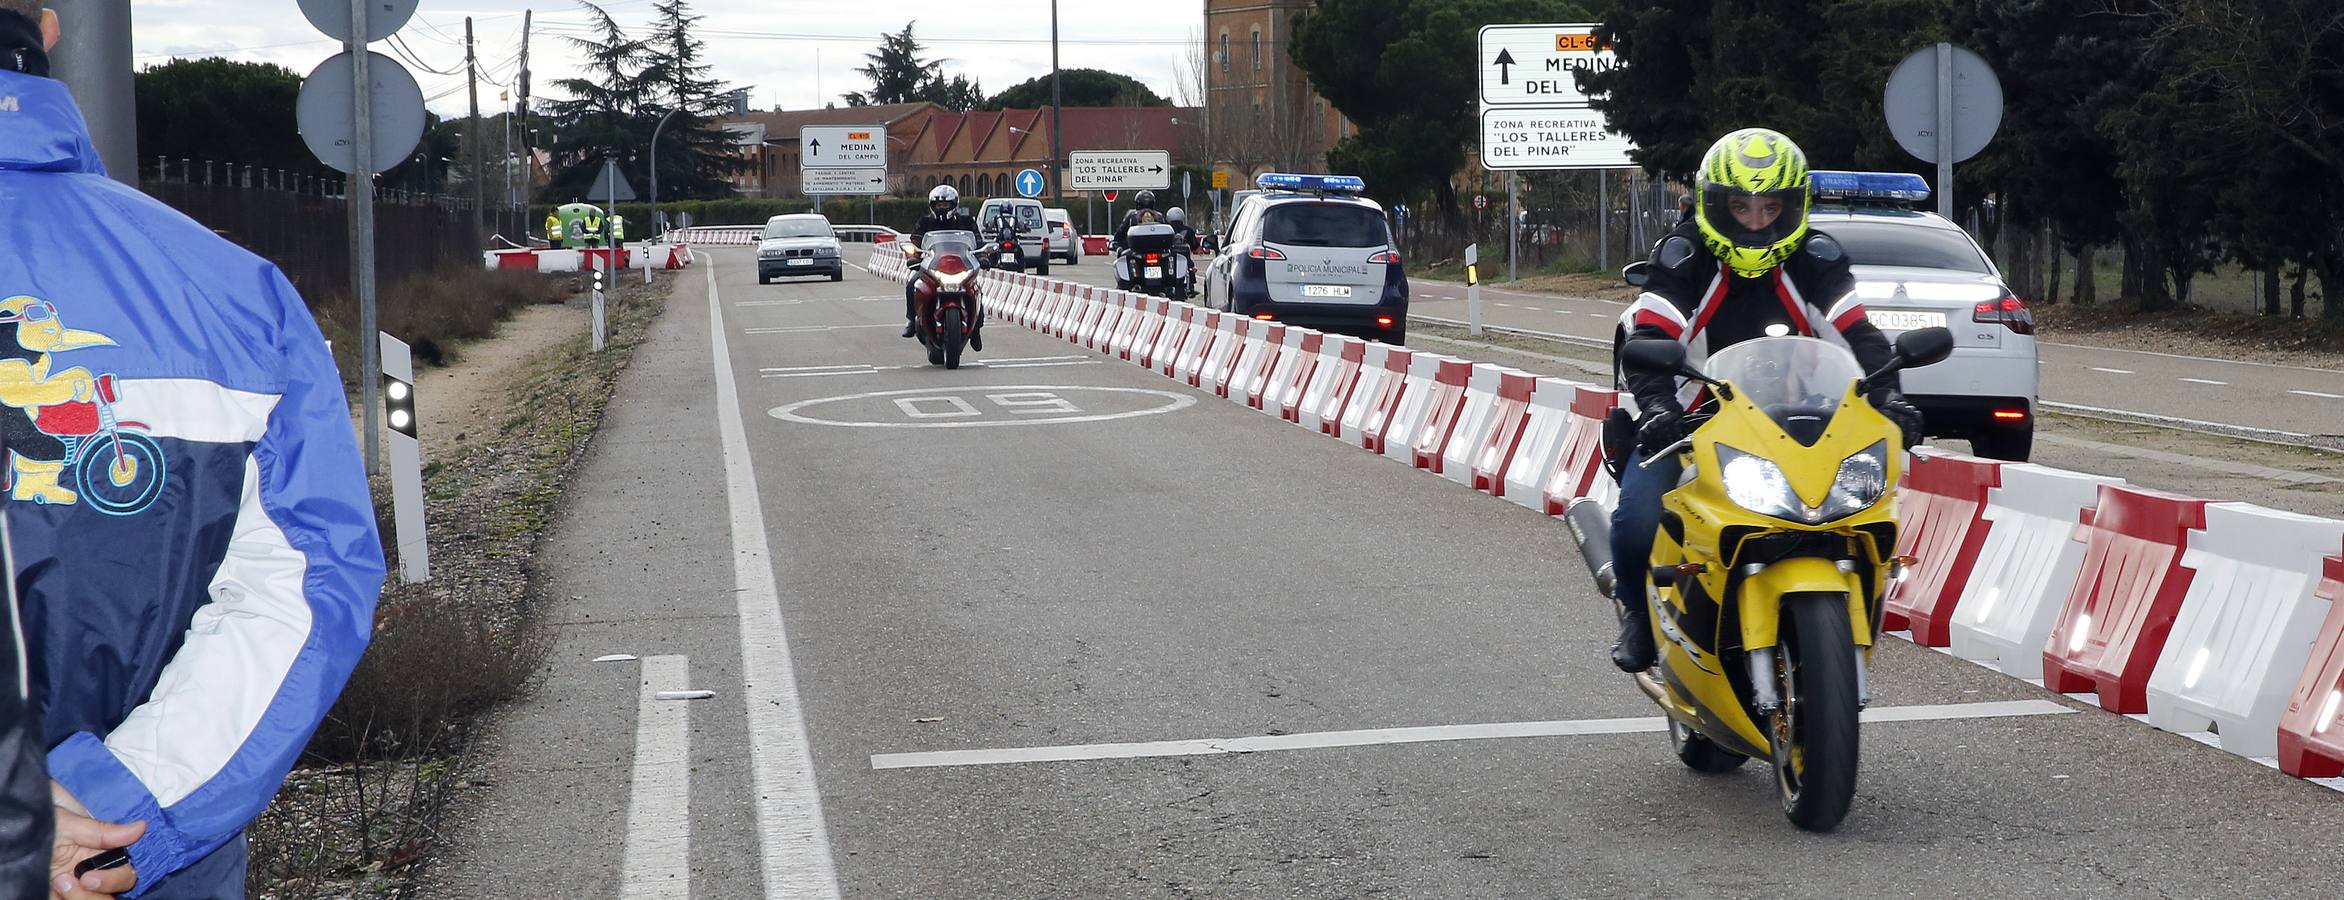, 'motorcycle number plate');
1145,266,1163,278
1301,284,1352,298
786,258,812,266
